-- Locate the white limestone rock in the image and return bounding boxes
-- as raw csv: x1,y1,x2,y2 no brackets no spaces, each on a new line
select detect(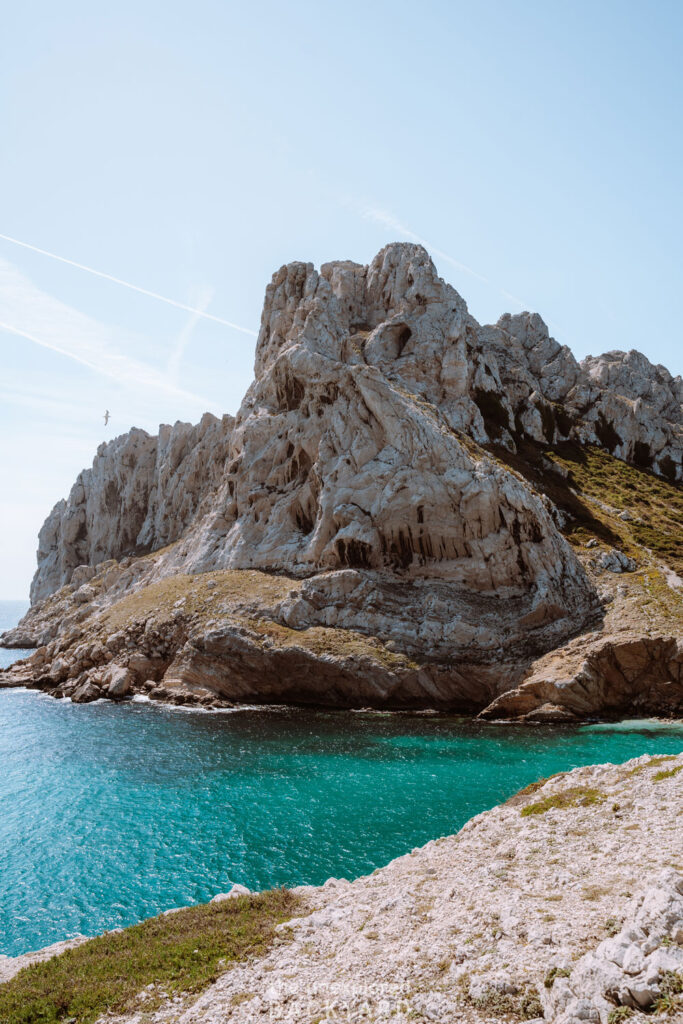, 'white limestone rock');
25,243,682,615
210,884,251,903
30,414,233,603
543,870,683,1022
